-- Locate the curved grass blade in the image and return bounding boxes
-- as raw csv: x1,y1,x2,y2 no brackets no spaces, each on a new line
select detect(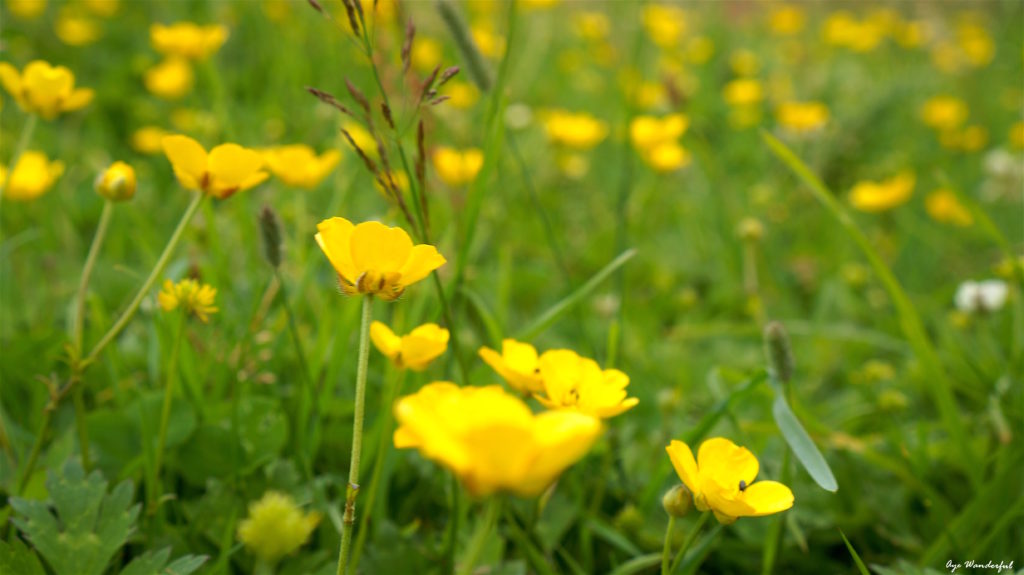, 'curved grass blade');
608,553,660,575
771,387,838,492
839,530,871,575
